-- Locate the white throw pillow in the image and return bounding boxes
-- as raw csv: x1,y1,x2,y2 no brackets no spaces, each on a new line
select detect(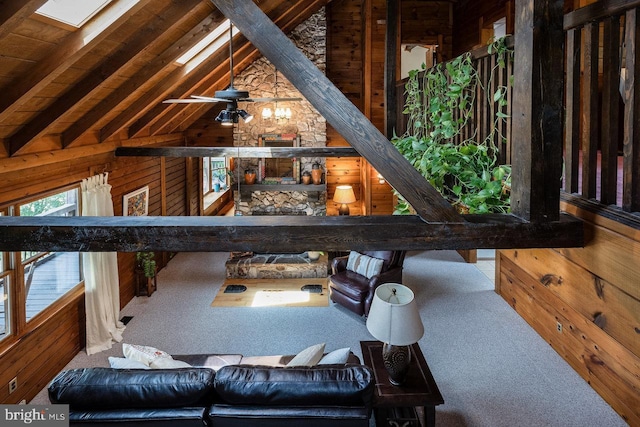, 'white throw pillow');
122,343,171,366
108,357,150,370
150,357,192,369
286,343,325,367
318,347,351,365
346,251,384,279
